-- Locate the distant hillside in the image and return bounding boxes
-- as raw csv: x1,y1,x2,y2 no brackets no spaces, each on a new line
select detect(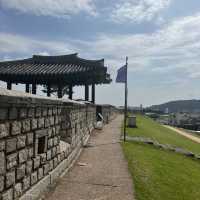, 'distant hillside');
149,100,200,113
